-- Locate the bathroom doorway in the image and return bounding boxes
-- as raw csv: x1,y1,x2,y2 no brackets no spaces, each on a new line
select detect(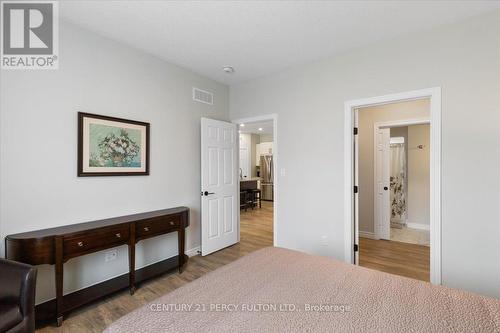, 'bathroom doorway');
344,88,442,284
